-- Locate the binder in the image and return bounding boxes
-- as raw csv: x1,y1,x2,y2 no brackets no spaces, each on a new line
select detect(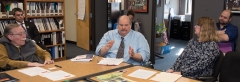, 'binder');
0,73,19,82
